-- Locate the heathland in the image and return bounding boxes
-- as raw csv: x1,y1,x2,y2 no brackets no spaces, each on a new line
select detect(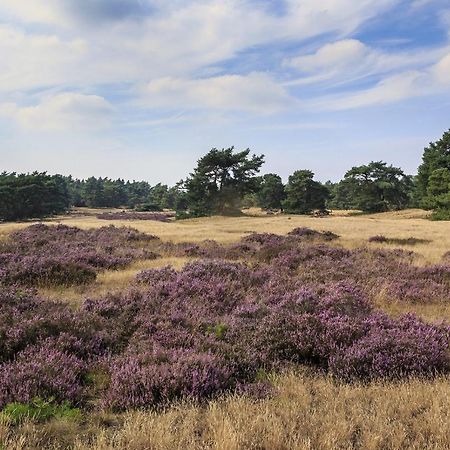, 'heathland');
0,208,450,449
